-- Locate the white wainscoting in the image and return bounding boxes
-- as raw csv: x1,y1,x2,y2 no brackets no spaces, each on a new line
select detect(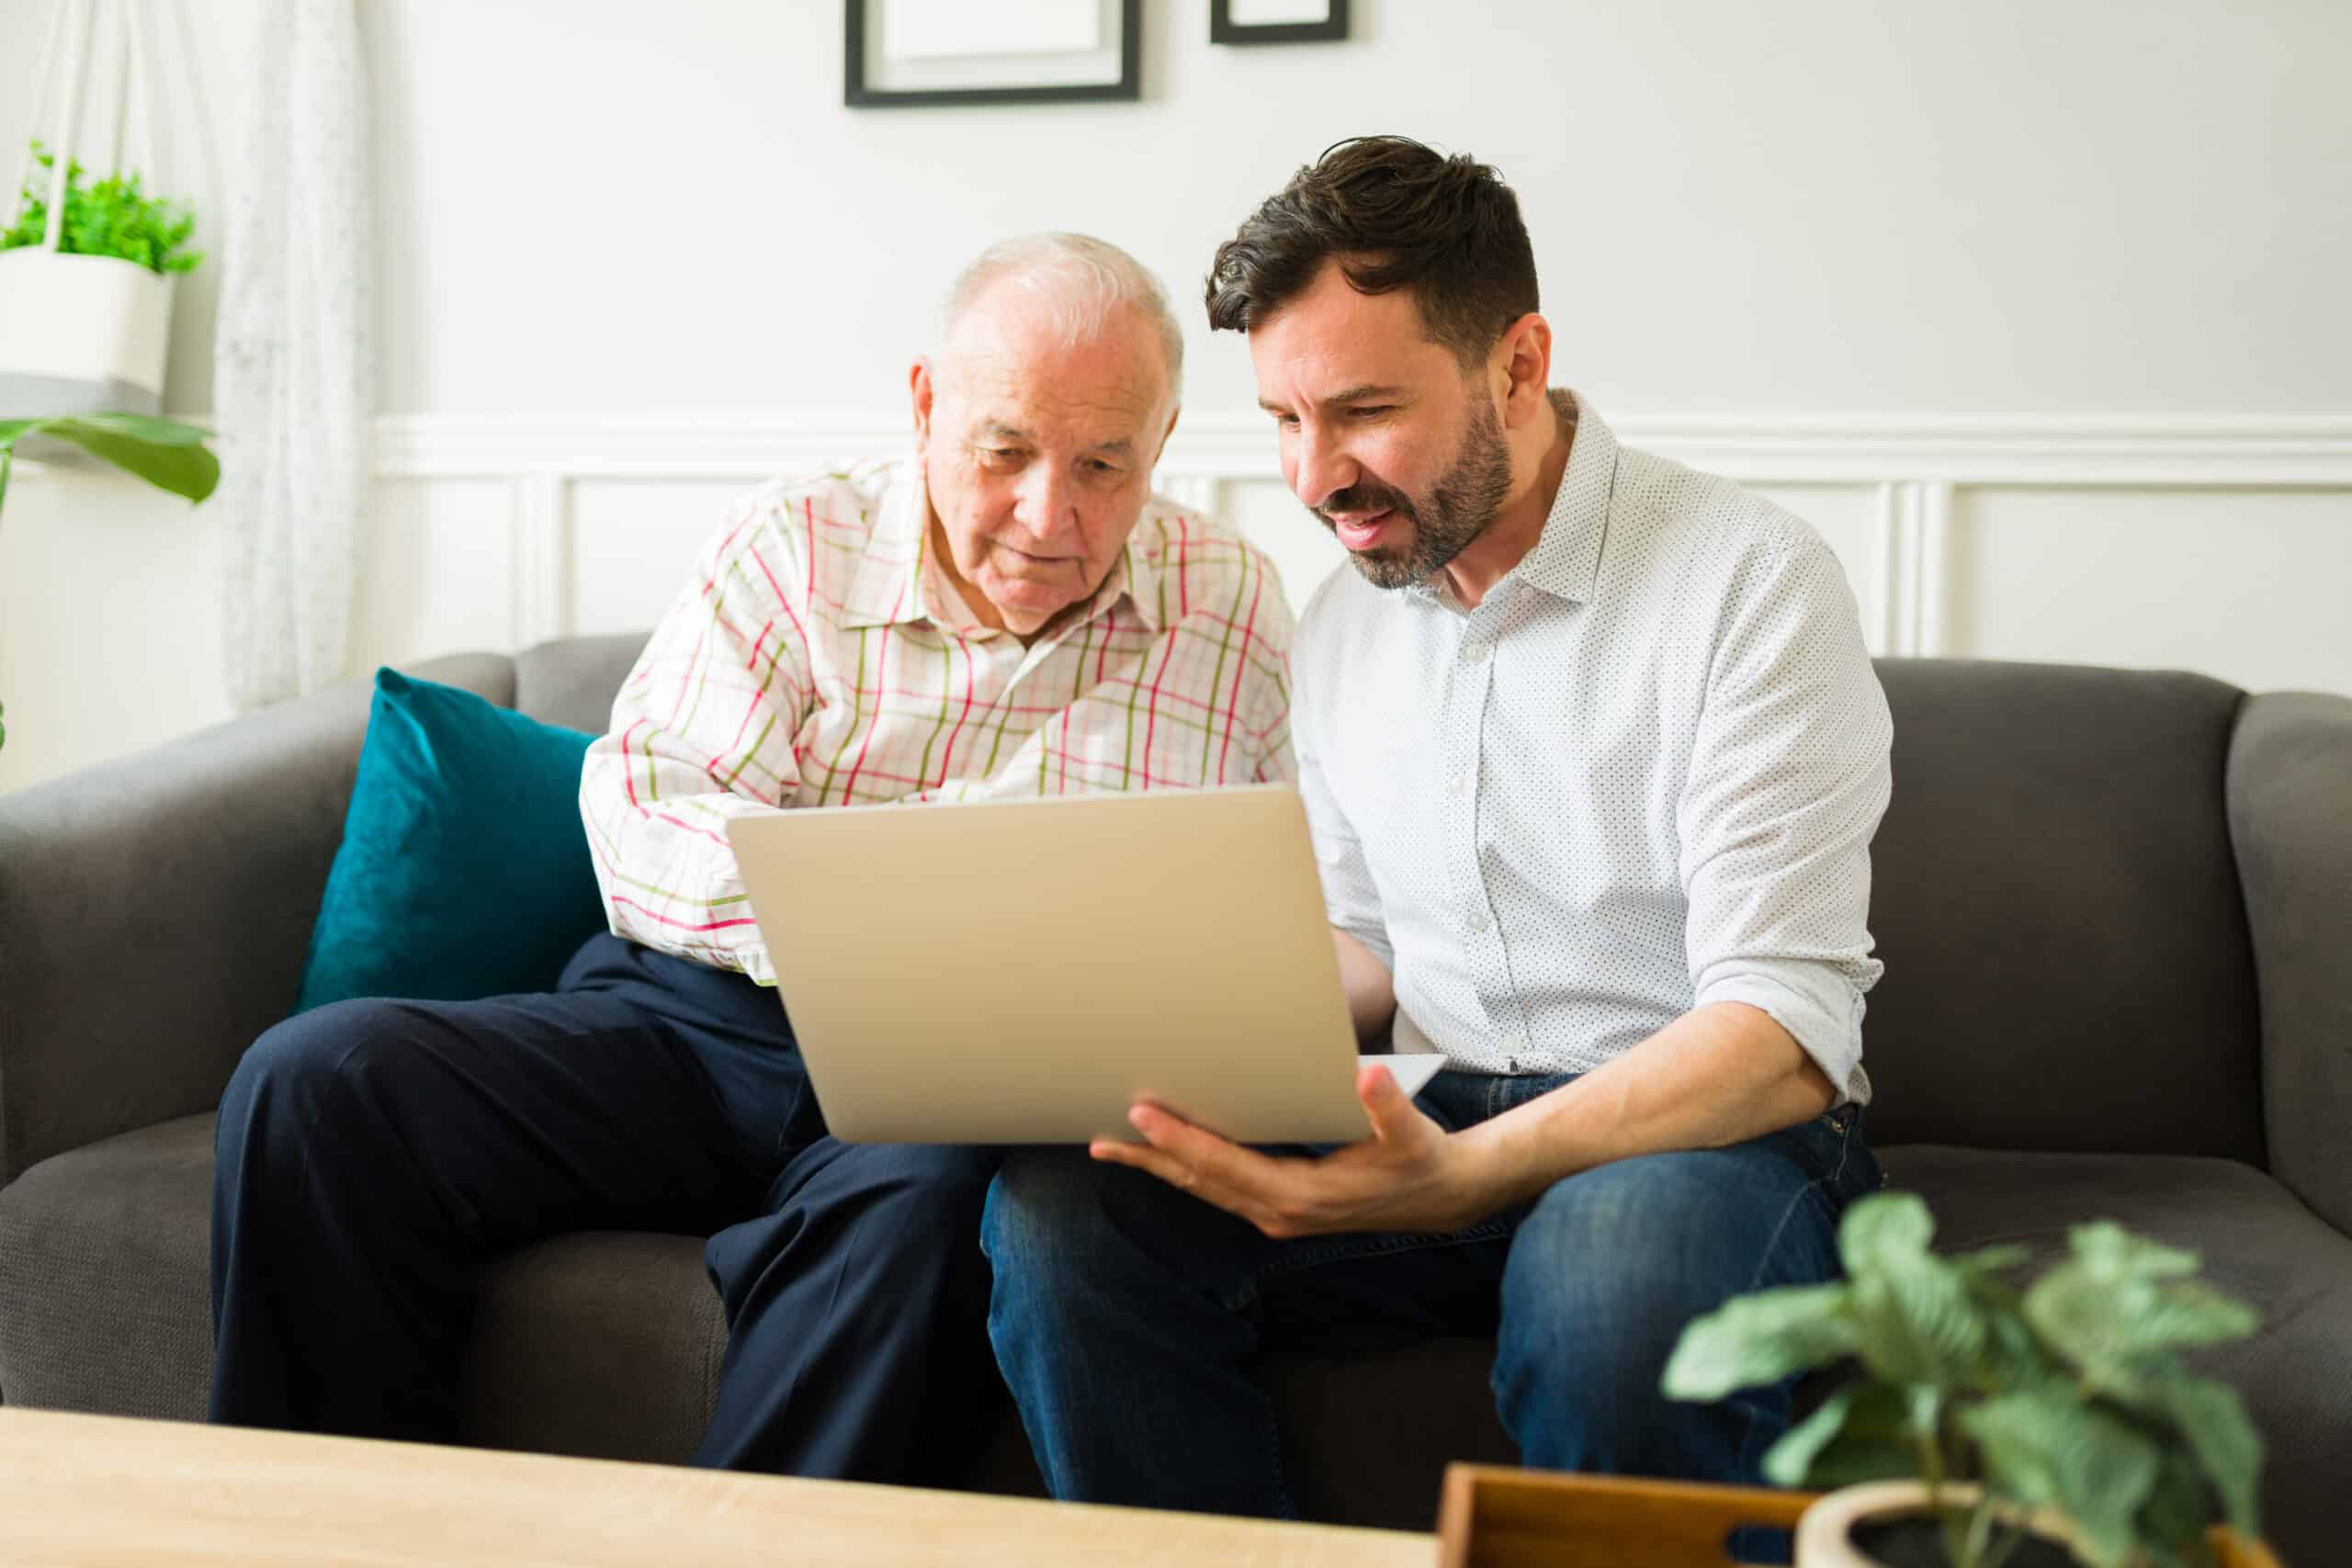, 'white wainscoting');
7,409,2346,792
362,412,2352,696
